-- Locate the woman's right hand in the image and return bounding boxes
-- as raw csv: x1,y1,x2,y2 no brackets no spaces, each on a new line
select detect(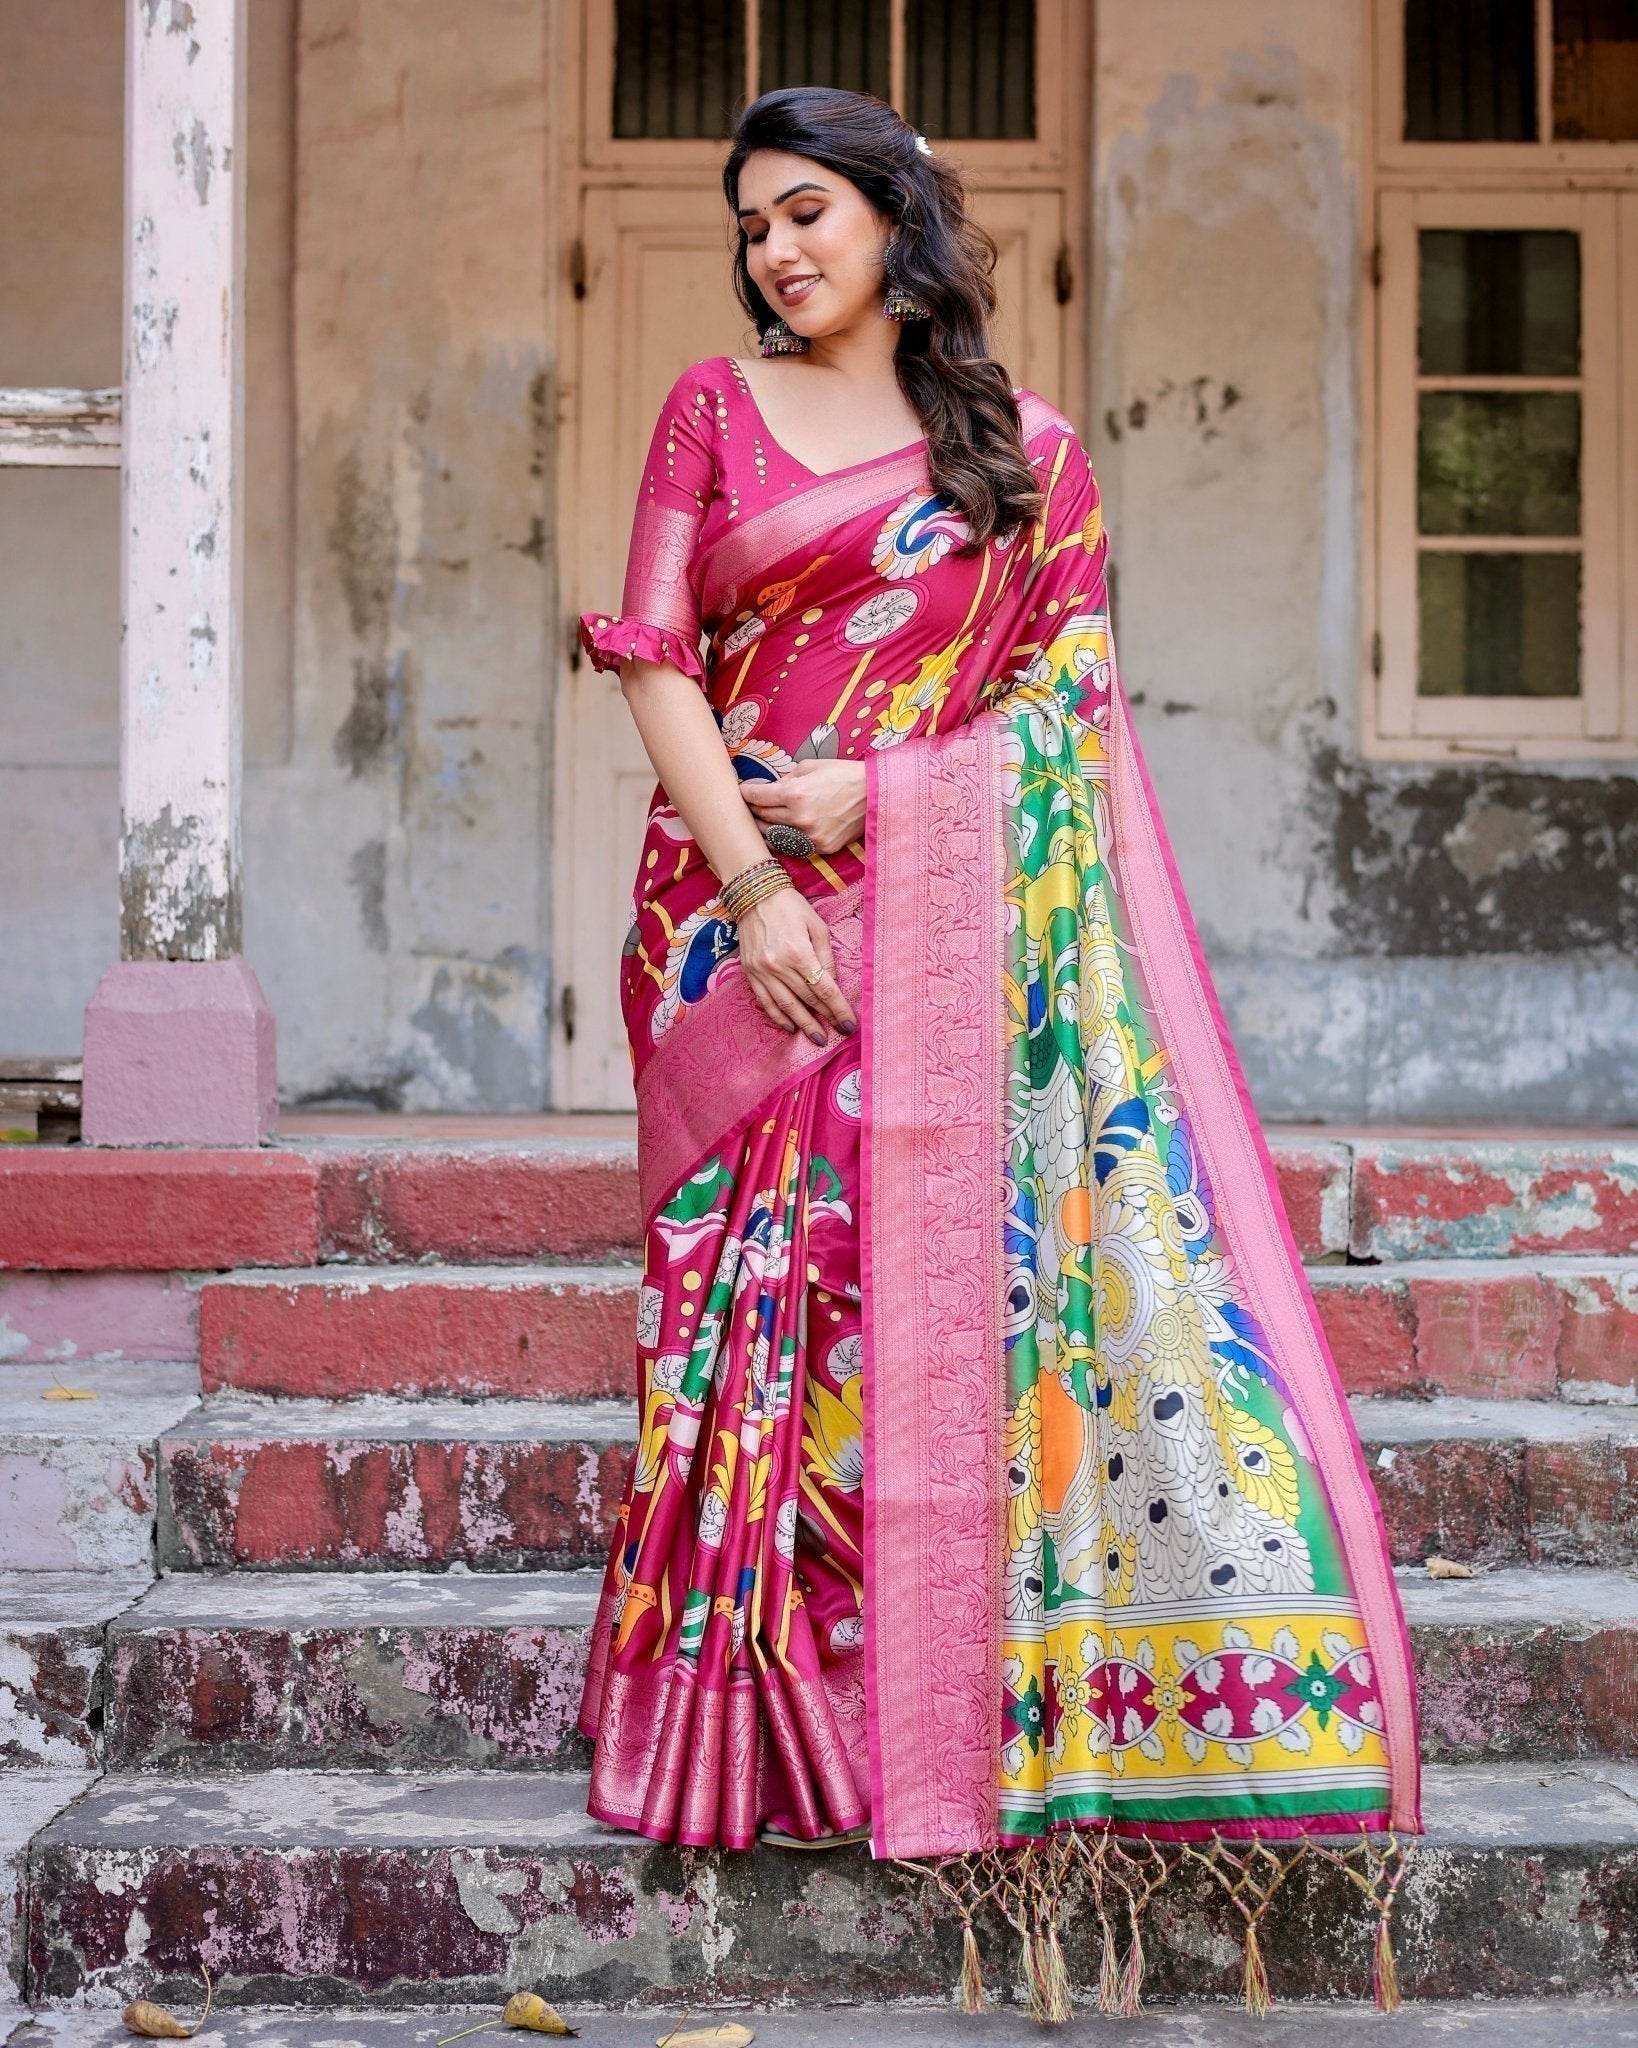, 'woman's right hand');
734,885,857,1046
